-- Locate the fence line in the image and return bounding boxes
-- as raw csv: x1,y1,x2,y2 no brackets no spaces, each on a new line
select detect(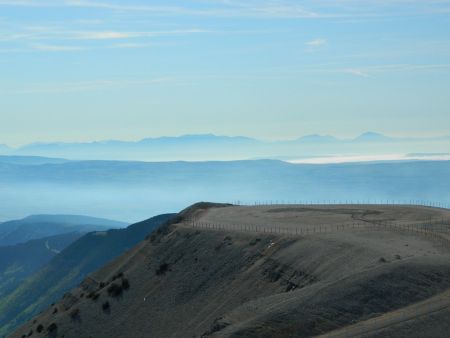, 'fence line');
229,200,450,210
185,215,450,249
185,202,450,337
